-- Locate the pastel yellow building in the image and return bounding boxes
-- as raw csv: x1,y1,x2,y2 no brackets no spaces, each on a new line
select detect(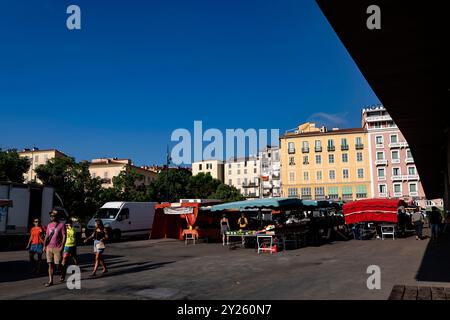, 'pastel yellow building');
19,148,67,183
280,123,371,201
